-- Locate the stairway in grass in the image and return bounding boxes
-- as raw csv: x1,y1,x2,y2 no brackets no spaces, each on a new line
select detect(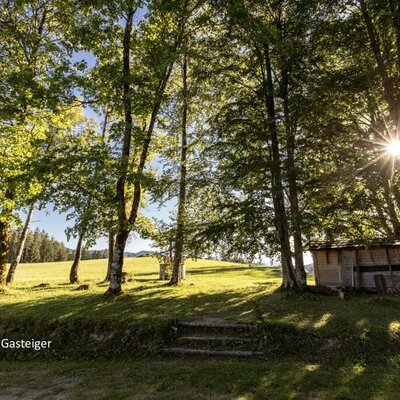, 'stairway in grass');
163,319,263,357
